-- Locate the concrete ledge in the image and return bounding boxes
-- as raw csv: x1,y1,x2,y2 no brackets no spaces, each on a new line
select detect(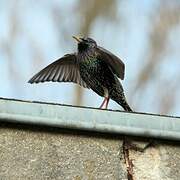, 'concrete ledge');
1,98,180,179
0,97,180,140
